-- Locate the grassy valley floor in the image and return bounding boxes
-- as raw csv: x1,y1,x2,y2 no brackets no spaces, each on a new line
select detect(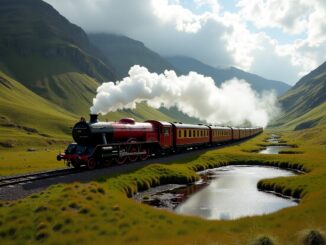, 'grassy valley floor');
0,127,326,244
